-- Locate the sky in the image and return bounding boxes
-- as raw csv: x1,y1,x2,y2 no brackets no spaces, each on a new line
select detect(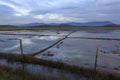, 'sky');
0,0,120,25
